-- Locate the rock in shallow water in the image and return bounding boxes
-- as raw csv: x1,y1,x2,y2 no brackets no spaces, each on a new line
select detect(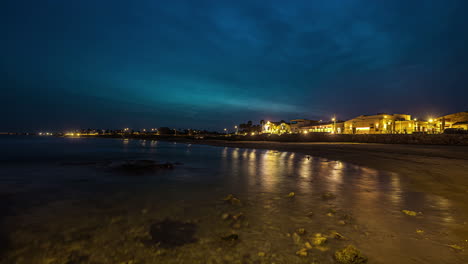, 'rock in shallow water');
149,219,197,249
221,233,239,241
223,194,242,205
110,160,175,173
402,210,421,216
